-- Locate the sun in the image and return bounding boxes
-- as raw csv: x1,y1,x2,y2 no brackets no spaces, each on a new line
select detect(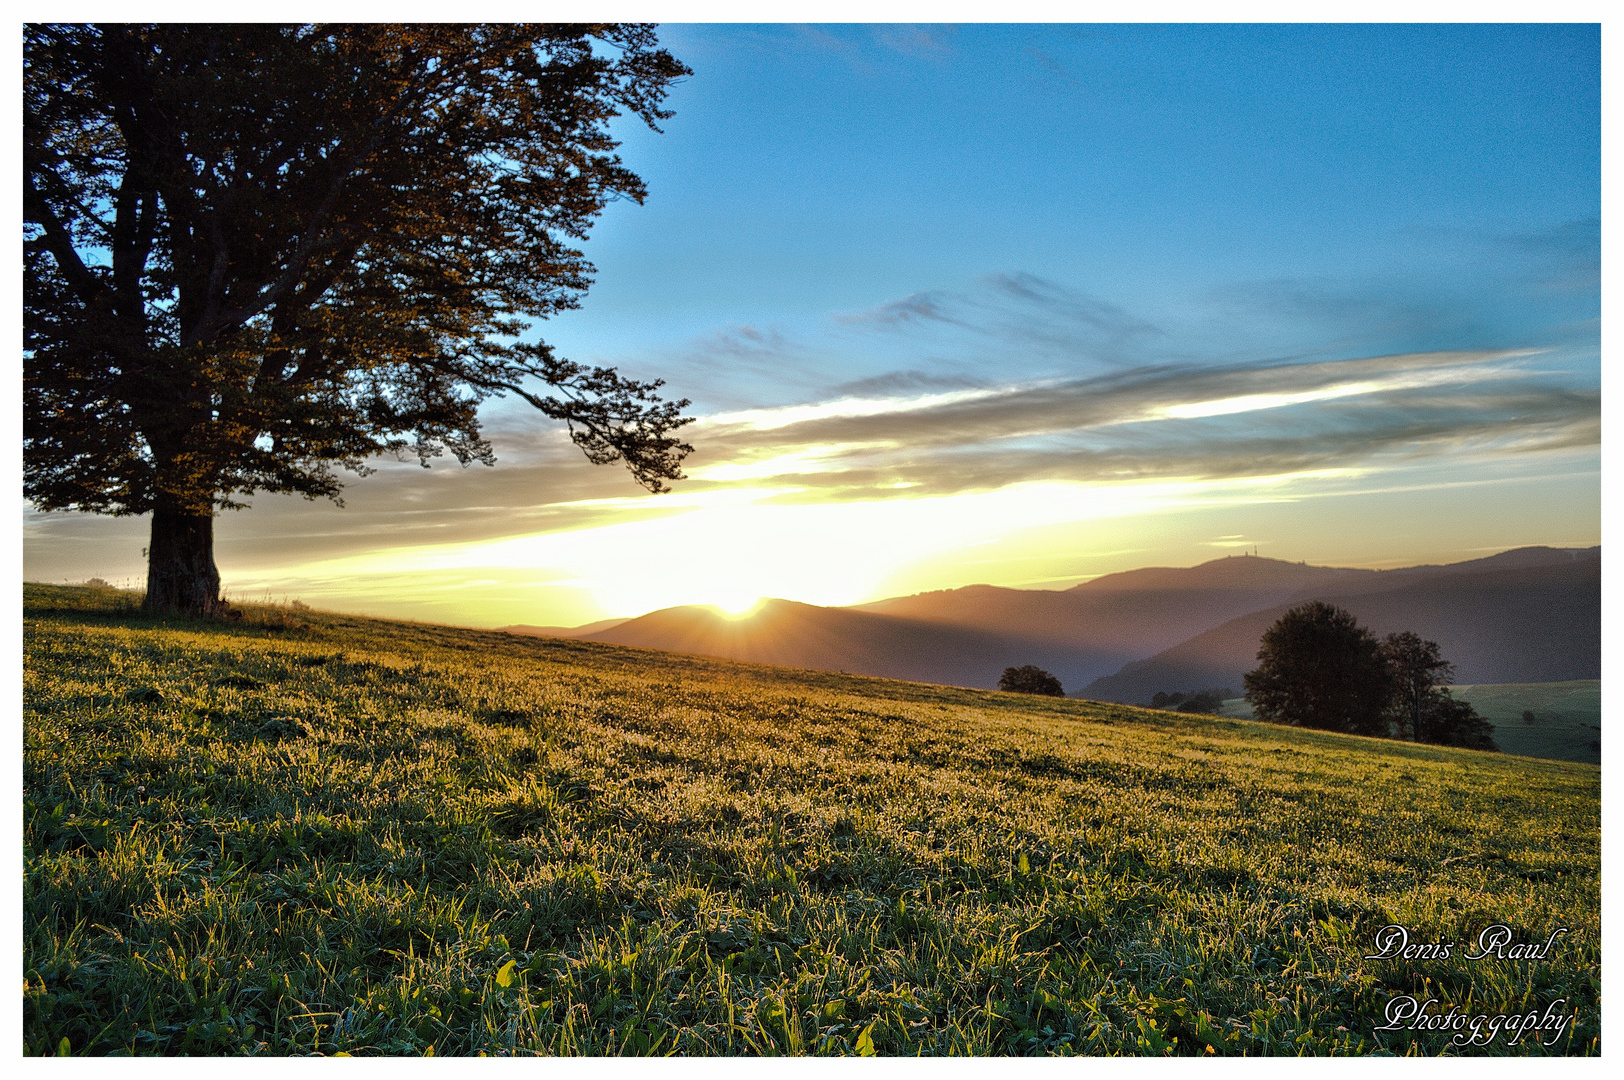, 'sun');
712,592,763,617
